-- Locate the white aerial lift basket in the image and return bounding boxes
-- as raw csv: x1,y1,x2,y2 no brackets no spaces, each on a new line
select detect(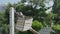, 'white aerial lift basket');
16,16,33,31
